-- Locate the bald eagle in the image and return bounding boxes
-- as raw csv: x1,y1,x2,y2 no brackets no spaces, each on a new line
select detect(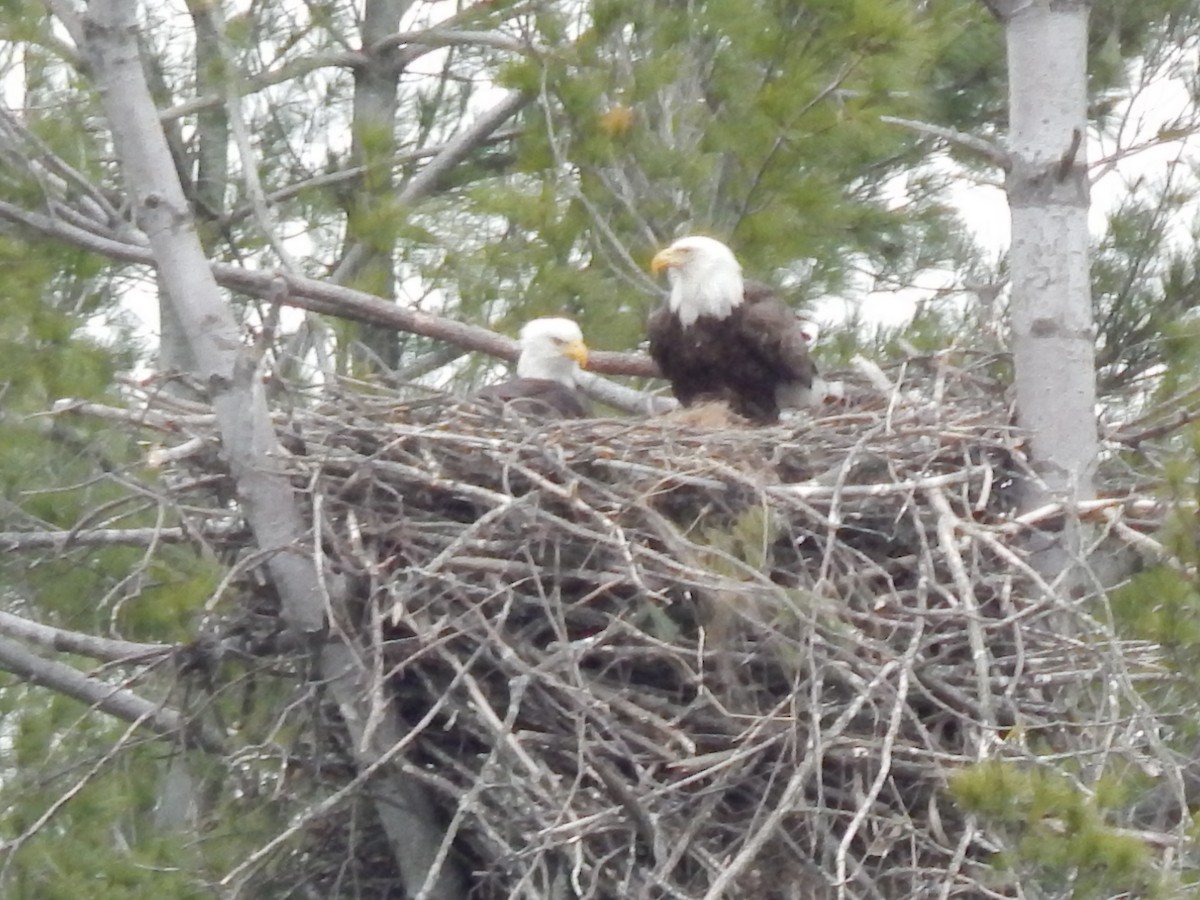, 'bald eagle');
648,235,817,424
476,317,590,419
